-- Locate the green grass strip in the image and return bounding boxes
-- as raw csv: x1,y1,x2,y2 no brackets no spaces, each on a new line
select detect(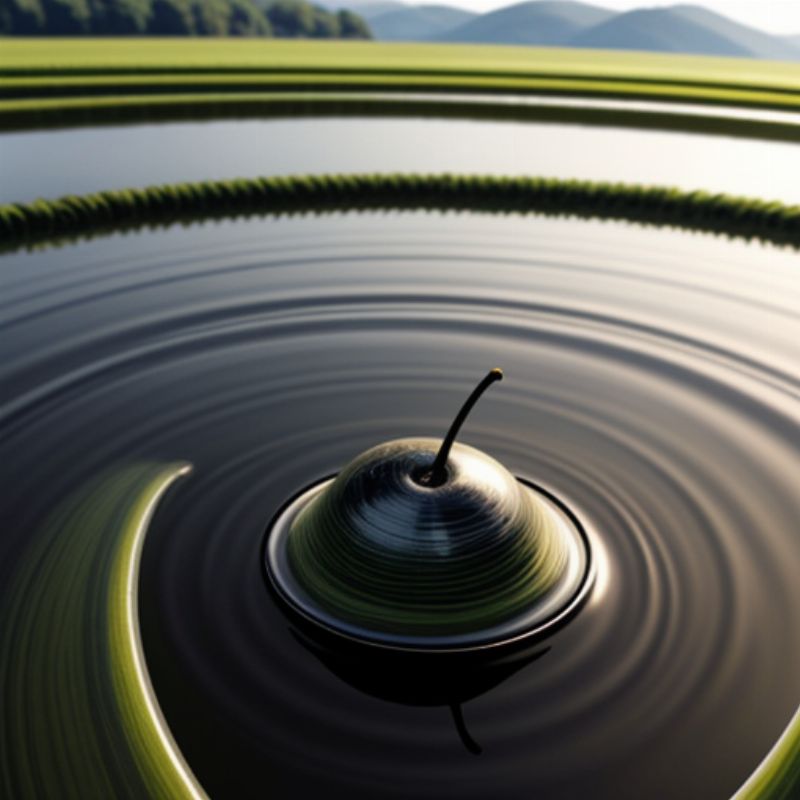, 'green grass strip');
1,174,797,254
3,40,799,93
107,463,204,800
736,705,800,800
2,93,798,143
2,72,799,113
0,462,201,799
3,42,800,129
